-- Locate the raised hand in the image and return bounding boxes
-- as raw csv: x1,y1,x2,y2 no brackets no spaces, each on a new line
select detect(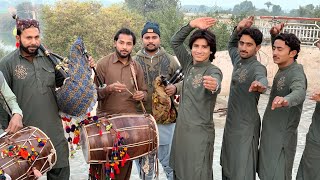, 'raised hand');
203,76,218,92
316,41,320,49
249,80,266,93
236,16,254,32
271,96,289,110
270,22,285,35
189,17,217,30
310,90,320,102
